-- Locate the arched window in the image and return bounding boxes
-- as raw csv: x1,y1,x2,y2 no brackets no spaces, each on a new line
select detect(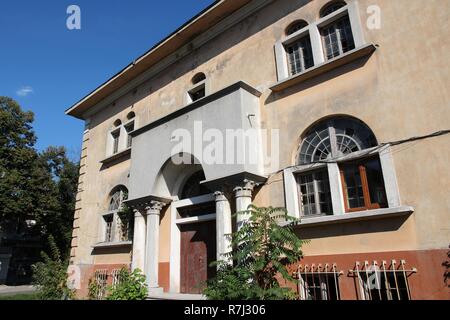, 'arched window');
299,117,377,165
108,186,128,211
104,186,131,243
293,117,387,216
192,72,206,85
113,119,122,127
286,20,308,36
188,73,207,102
320,1,347,18
284,20,314,75
126,111,135,120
